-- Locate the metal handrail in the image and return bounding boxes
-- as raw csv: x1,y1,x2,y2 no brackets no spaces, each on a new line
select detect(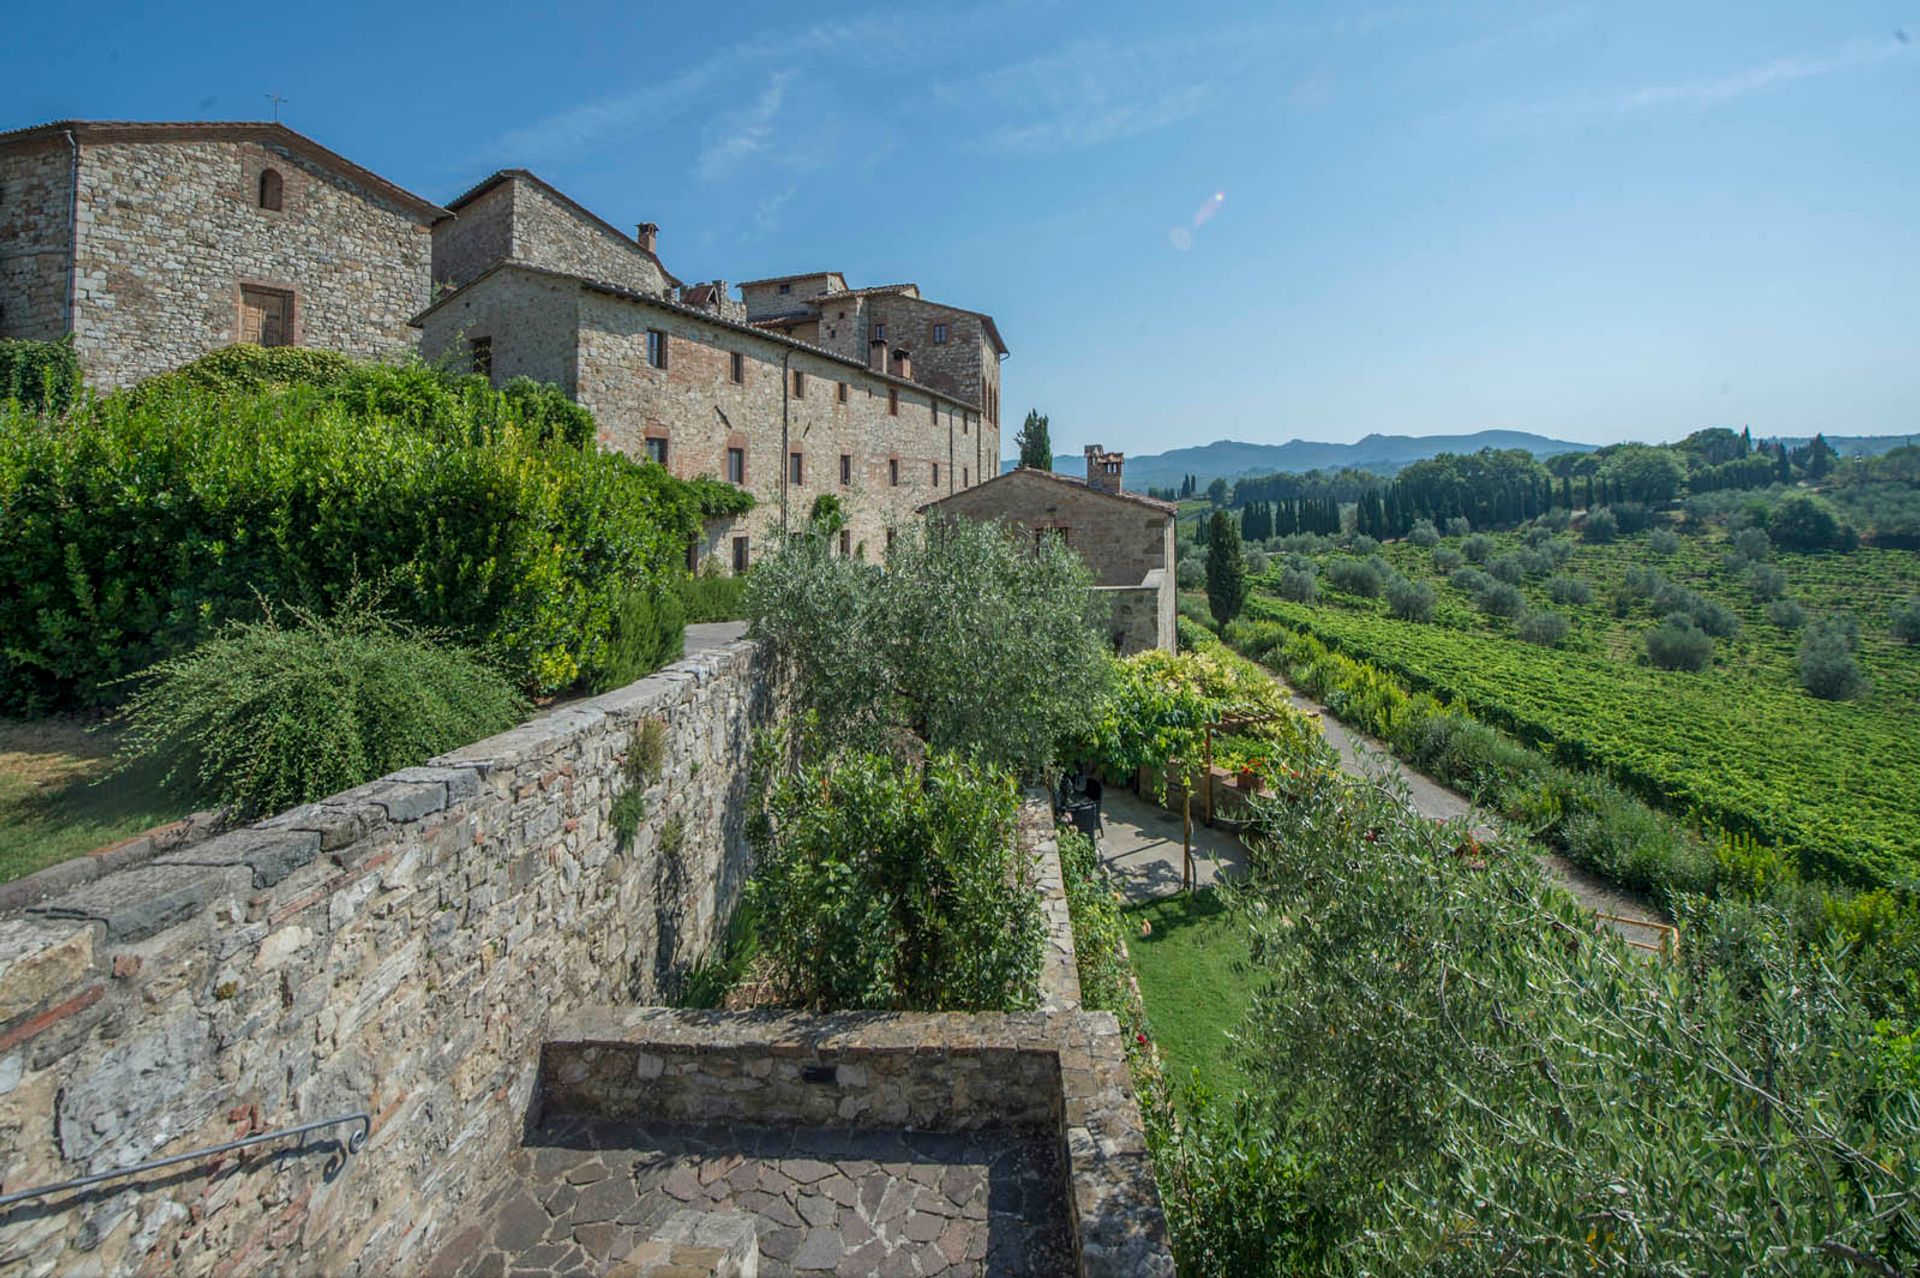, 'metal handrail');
0,1112,370,1210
